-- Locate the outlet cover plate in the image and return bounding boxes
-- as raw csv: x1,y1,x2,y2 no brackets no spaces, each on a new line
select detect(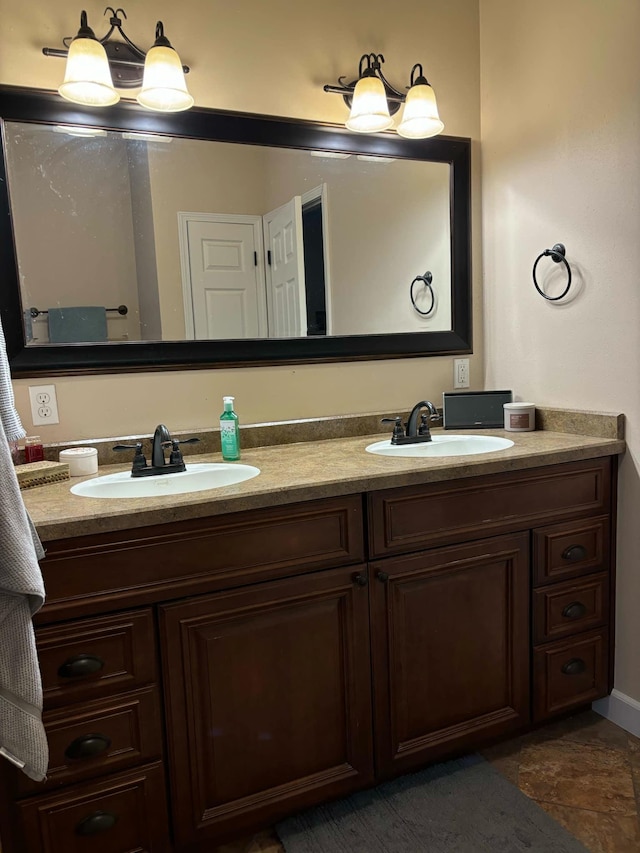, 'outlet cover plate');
28,384,60,426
